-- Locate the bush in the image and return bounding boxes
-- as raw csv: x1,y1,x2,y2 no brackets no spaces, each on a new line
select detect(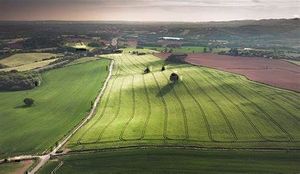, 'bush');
170,73,179,83
24,98,34,107
144,66,151,74
88,42,101,47
0,63,8,69
0,71,41,91
166,54,187,64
